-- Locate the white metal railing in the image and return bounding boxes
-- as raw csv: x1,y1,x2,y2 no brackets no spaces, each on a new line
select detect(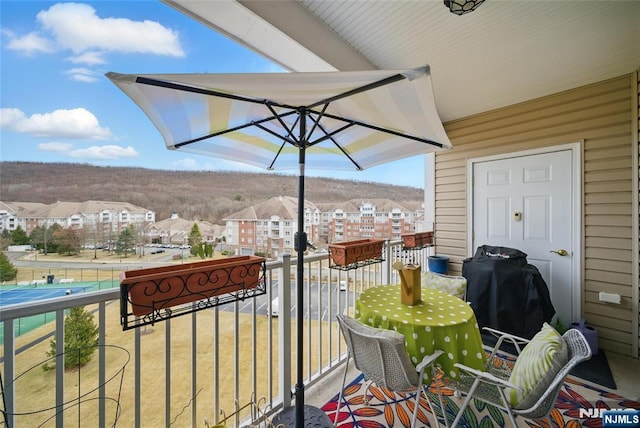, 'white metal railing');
0,240,431,427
